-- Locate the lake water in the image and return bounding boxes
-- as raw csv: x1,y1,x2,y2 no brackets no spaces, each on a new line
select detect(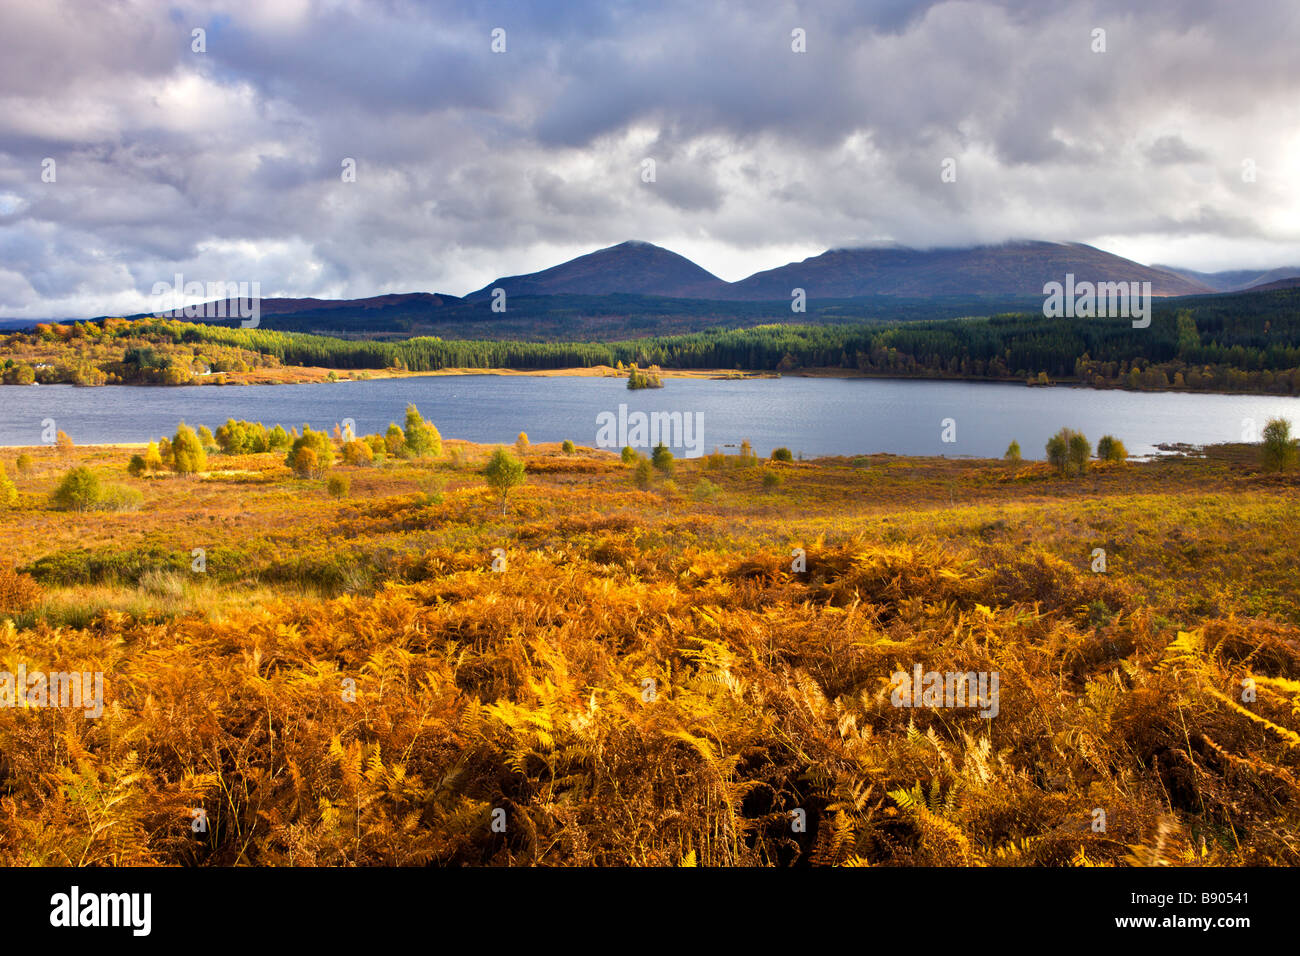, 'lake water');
1,375,1298,460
